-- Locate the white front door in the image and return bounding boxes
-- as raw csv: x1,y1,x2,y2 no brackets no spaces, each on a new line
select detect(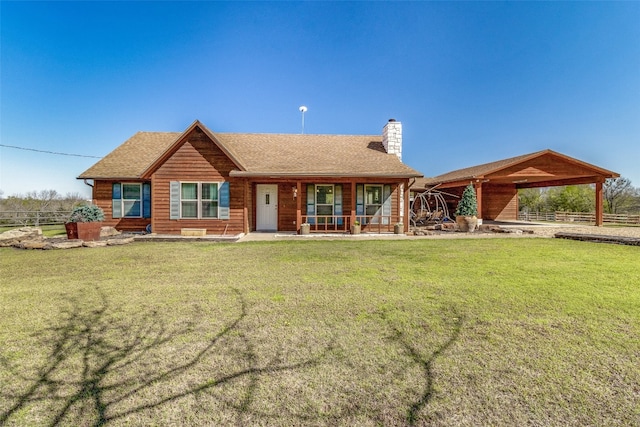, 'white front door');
256,184,278,231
